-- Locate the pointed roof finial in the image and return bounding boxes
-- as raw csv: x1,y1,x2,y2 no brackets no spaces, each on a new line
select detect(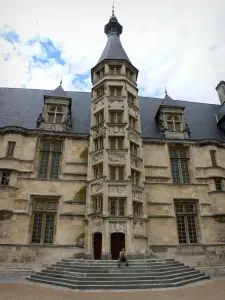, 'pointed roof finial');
60,77,62,86
112,0,115,16
165,86,167,95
